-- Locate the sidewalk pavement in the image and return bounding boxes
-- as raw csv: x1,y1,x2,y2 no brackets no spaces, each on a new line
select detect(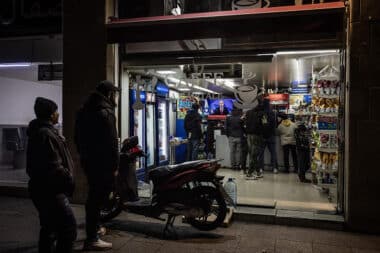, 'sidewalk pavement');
1,196,379,253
